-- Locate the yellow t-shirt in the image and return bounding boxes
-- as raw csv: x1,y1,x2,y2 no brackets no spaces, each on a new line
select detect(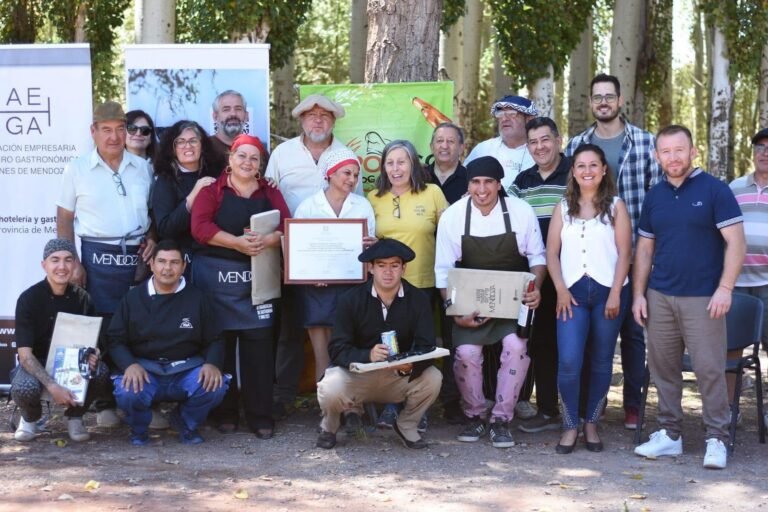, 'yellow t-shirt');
367,184,448,288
